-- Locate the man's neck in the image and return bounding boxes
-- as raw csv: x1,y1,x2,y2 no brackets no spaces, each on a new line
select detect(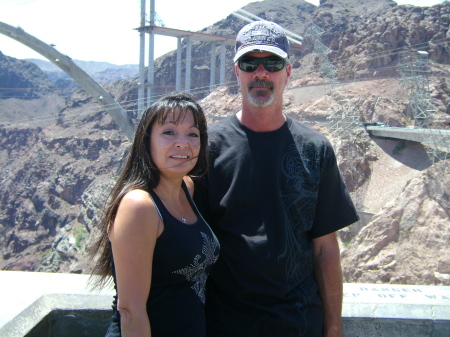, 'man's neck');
237,103,286,132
